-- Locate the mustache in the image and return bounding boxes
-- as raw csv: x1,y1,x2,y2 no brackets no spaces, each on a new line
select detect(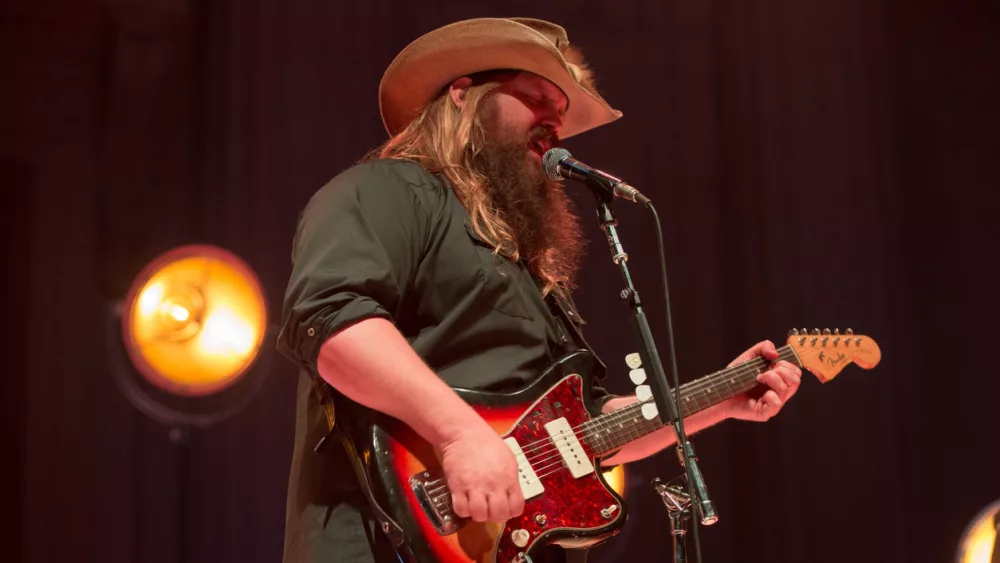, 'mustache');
528,126,559,148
